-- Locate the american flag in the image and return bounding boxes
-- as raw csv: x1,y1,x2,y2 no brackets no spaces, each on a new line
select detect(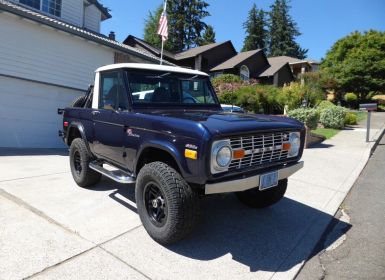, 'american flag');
157,8,168,41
